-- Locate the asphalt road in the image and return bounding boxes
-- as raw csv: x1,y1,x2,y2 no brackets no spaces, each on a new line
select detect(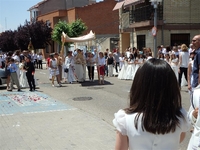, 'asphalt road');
0,66,191,149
